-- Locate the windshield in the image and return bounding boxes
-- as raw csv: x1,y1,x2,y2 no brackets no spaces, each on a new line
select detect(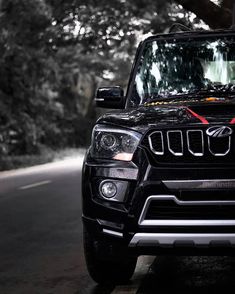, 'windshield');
129,34,235,106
